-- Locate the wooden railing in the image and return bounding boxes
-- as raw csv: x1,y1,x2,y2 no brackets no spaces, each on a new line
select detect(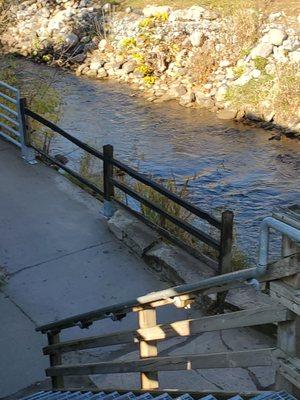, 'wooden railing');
36,241,300,397
24,107,233,274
